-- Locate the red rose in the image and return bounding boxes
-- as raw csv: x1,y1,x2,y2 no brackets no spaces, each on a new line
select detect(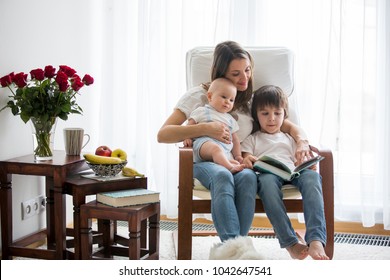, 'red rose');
55,70,68,84
55,71,69,92
59,65,76,78
82,74,94,85
12,72,28,88
58,82,69,92
0,73,14,87
71,76,84,91
44,65,56,78
30,68,45,81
